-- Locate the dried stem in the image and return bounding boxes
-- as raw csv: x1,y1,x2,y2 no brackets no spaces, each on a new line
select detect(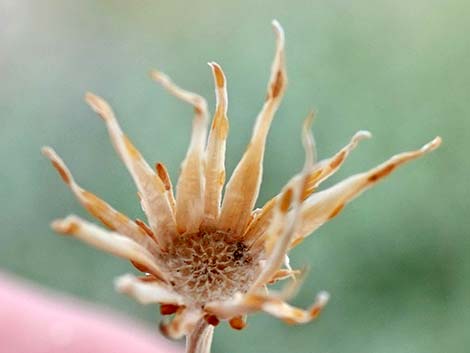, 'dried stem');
185,320,214,353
